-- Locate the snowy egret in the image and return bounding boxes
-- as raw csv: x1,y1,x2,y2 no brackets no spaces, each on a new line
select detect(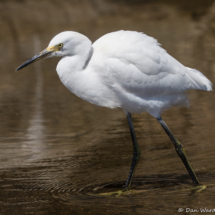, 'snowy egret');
16,31,212,188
